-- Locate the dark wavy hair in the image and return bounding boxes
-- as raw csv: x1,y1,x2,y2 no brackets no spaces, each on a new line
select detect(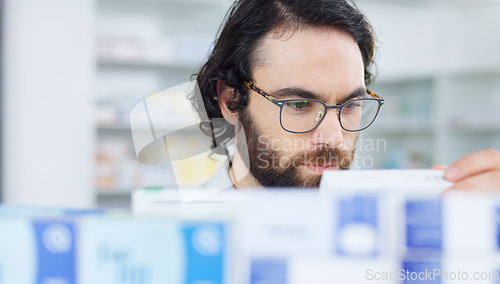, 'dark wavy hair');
191,0,376,154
